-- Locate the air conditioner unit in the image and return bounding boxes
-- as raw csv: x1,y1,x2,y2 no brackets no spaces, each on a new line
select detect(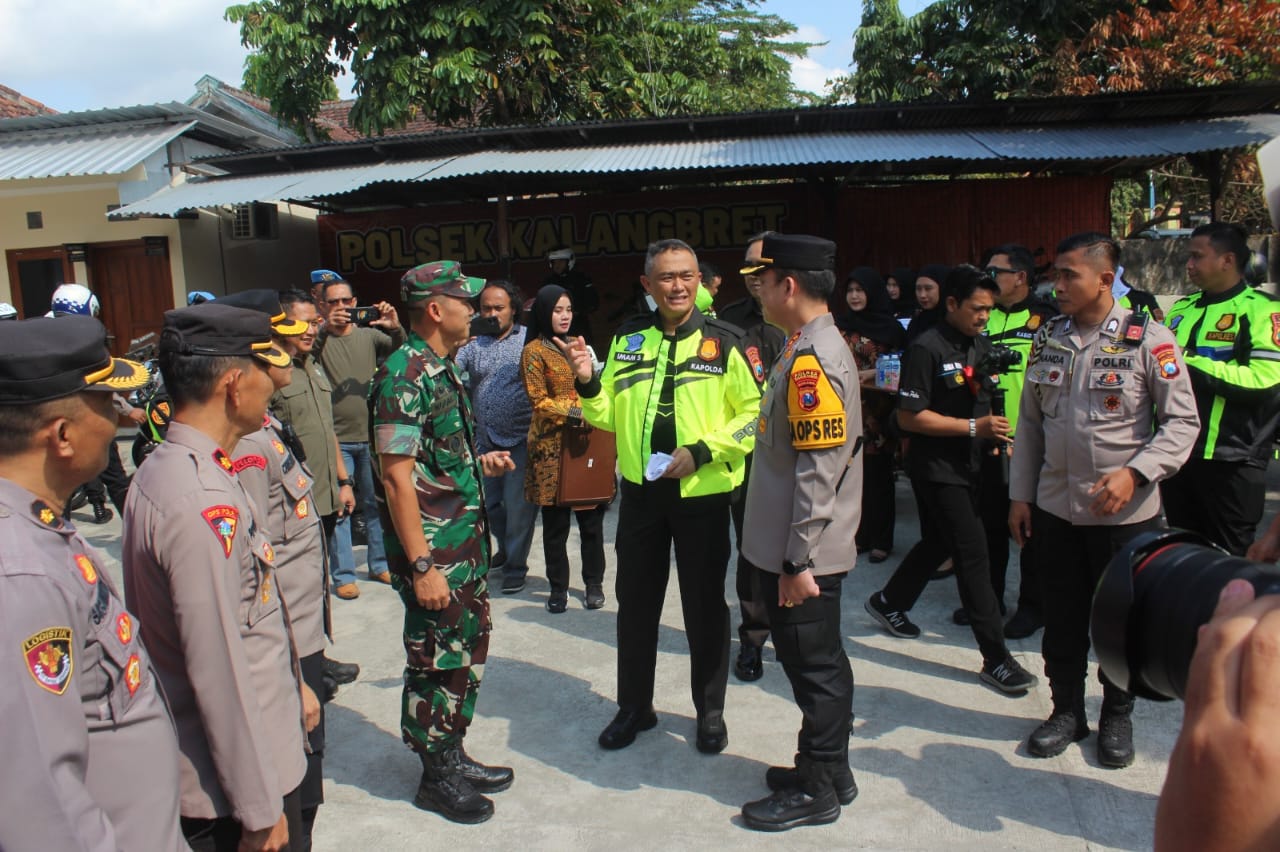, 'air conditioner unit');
229,202,279,240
